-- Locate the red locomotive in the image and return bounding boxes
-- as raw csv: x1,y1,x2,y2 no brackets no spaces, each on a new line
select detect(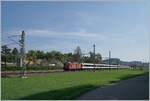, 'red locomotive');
64,62,82,70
